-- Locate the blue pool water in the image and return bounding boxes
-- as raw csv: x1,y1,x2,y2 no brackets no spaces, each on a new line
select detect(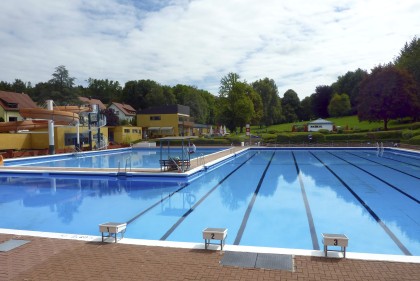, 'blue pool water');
0,148,419,256
4,147,223,169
